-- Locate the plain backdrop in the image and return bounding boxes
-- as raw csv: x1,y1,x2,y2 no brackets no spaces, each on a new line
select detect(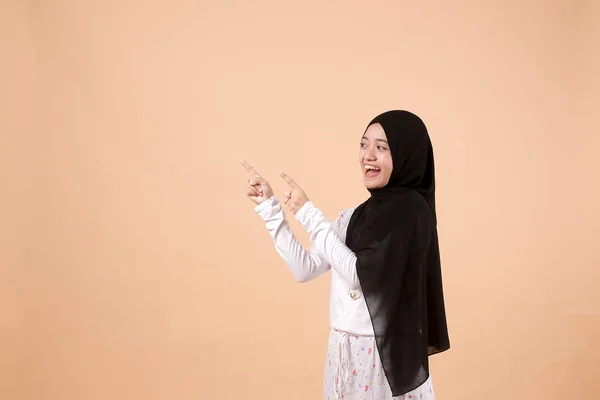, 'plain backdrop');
1,1,599,399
